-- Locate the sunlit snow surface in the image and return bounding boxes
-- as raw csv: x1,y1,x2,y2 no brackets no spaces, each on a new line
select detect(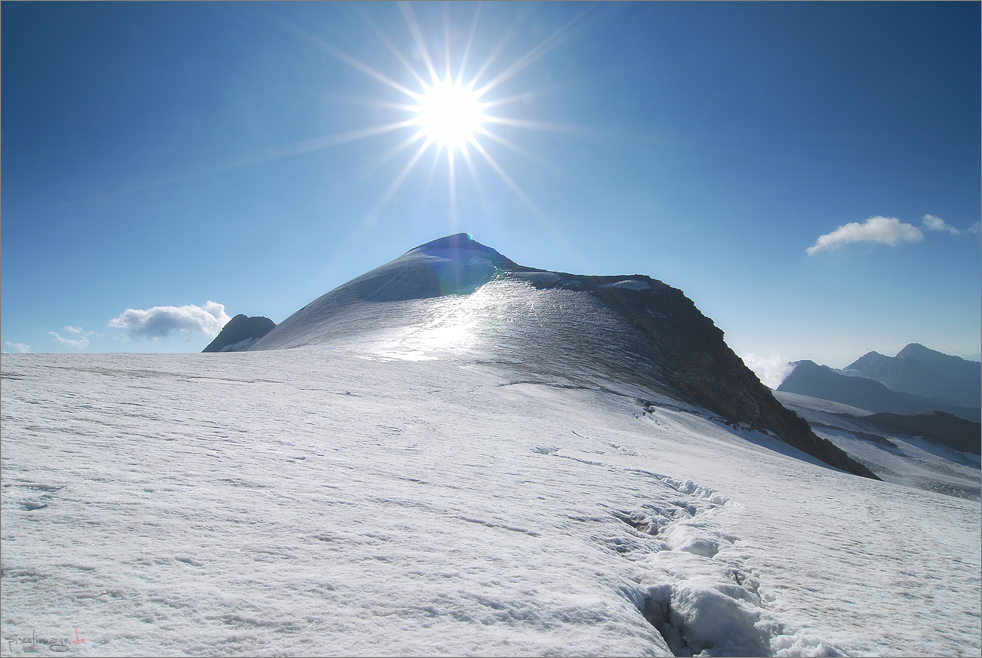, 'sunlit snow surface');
3,283,980,656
